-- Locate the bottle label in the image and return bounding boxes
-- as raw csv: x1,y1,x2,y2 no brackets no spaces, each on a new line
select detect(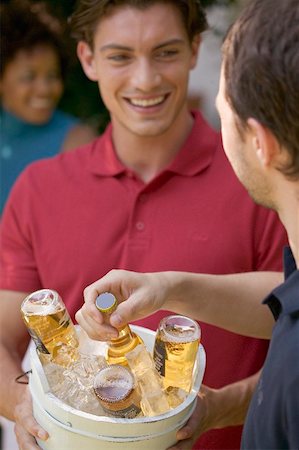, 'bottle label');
153,340,167,376
102,402,141,419
27,328,50,354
